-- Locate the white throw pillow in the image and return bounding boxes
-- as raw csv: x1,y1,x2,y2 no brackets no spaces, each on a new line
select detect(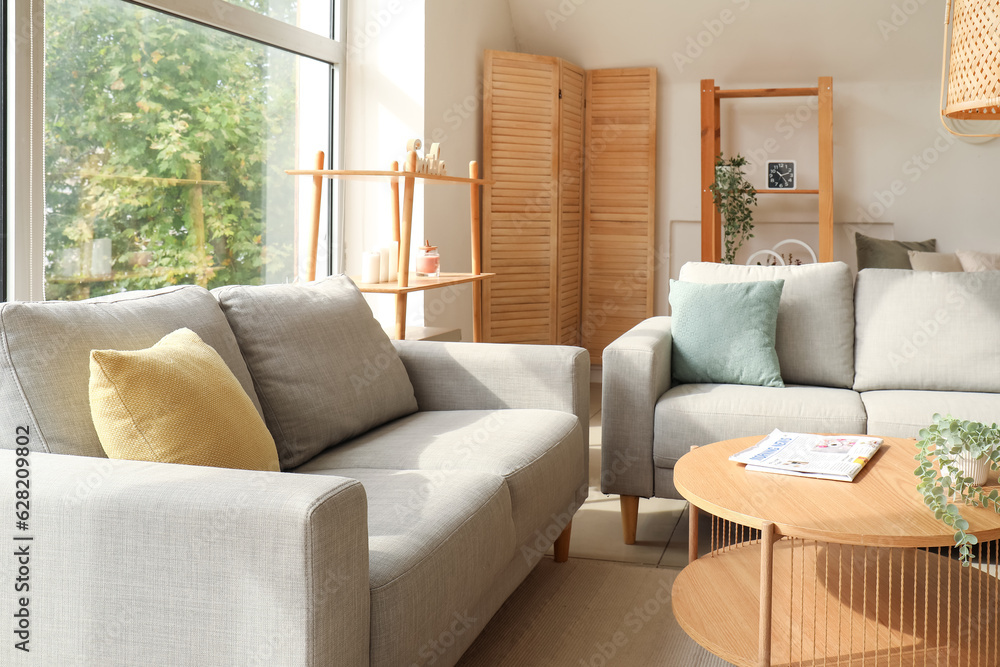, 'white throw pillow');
956,250,1000,272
